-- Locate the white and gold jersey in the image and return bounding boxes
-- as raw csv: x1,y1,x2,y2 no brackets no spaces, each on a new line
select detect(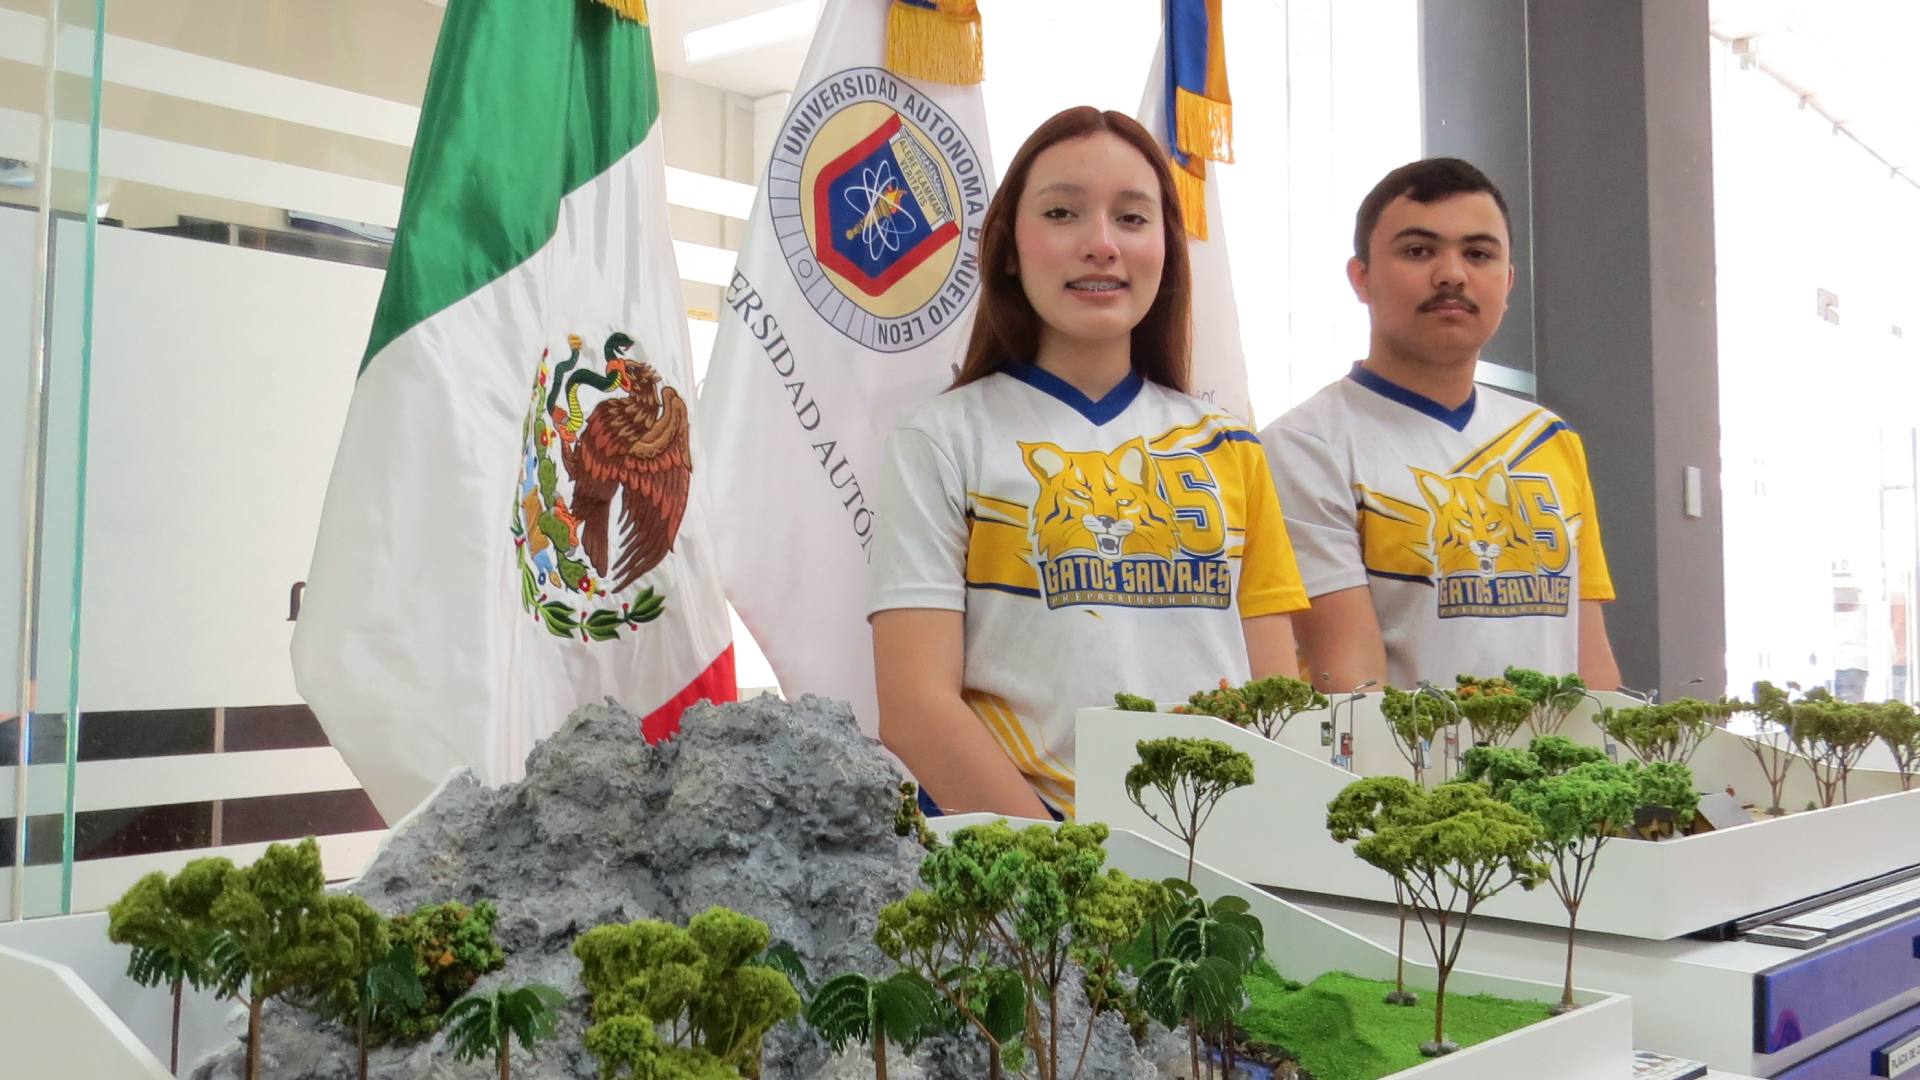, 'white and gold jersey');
871,365,1308,814
1262,365,1614,689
